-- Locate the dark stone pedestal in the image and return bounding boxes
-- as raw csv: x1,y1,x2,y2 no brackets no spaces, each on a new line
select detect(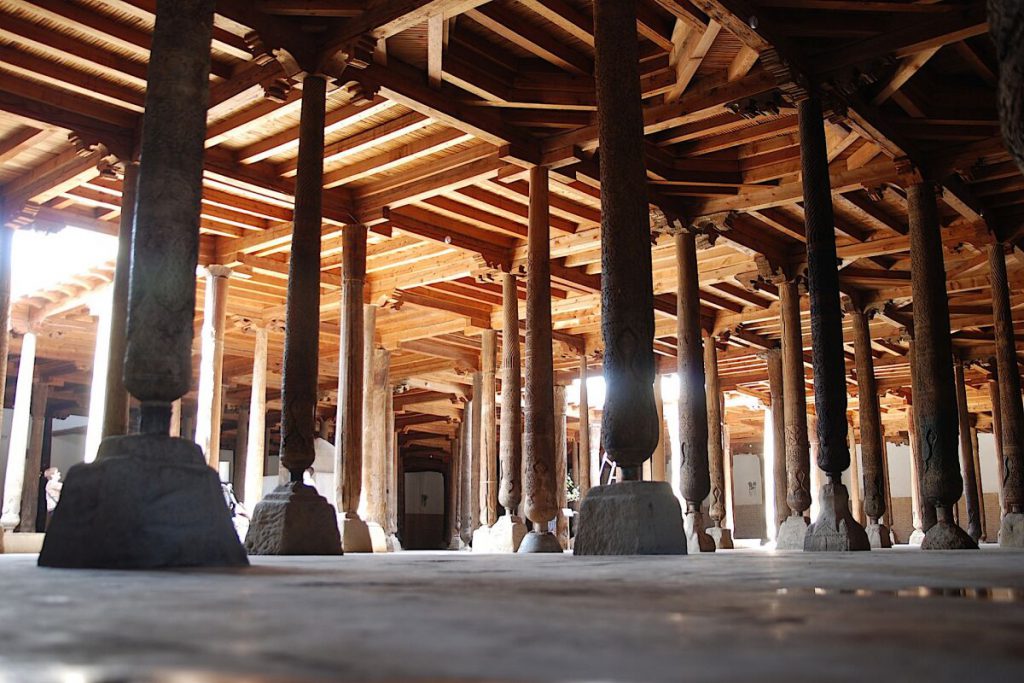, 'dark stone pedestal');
39,435,248,568
998,512,1024,547
518,530,563,553
574,481,685,555
245,482,342,555
776,515,809,550
921,507,978,550
805,481,870,551
865,523,893,549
